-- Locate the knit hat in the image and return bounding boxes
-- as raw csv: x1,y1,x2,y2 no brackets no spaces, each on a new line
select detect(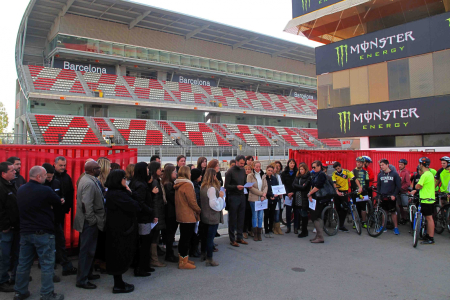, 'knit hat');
191,168,202,182
42,163,55,174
